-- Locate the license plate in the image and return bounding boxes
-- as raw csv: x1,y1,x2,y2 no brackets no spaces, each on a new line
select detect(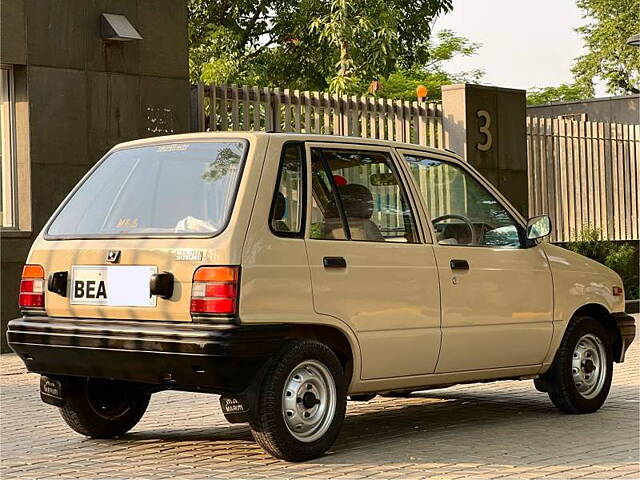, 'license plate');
70,266,157,307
